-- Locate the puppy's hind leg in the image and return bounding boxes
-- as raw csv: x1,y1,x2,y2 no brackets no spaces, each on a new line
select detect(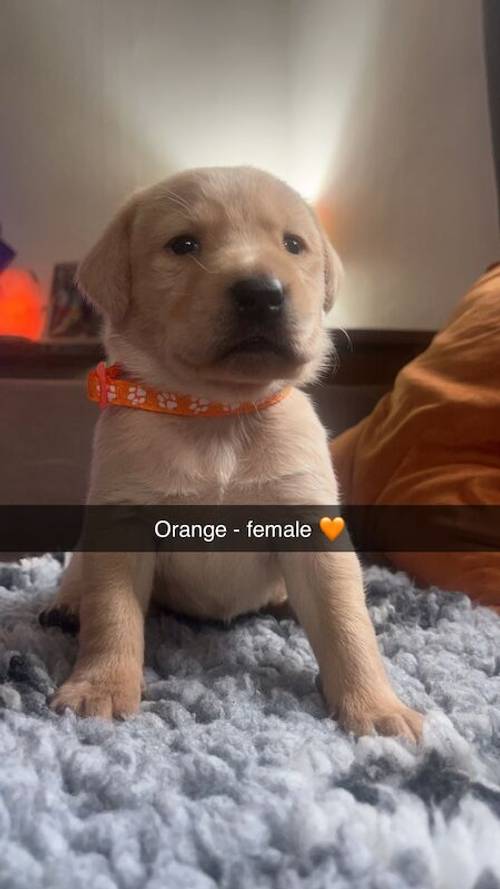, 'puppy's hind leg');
39,551,84,635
